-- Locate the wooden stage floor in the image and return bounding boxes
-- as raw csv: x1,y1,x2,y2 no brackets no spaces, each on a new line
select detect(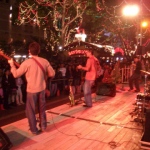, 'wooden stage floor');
1,86,144,150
